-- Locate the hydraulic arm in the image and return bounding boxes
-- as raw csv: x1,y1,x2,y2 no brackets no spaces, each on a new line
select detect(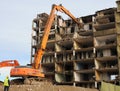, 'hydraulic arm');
0,60,19,67
33,4,83,69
